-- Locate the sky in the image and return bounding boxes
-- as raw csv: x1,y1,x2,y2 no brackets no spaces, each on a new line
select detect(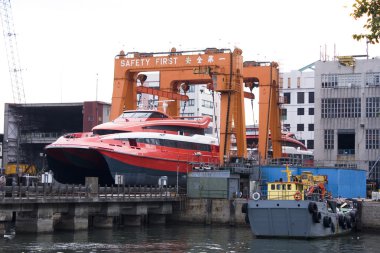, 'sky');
1,0,379,133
